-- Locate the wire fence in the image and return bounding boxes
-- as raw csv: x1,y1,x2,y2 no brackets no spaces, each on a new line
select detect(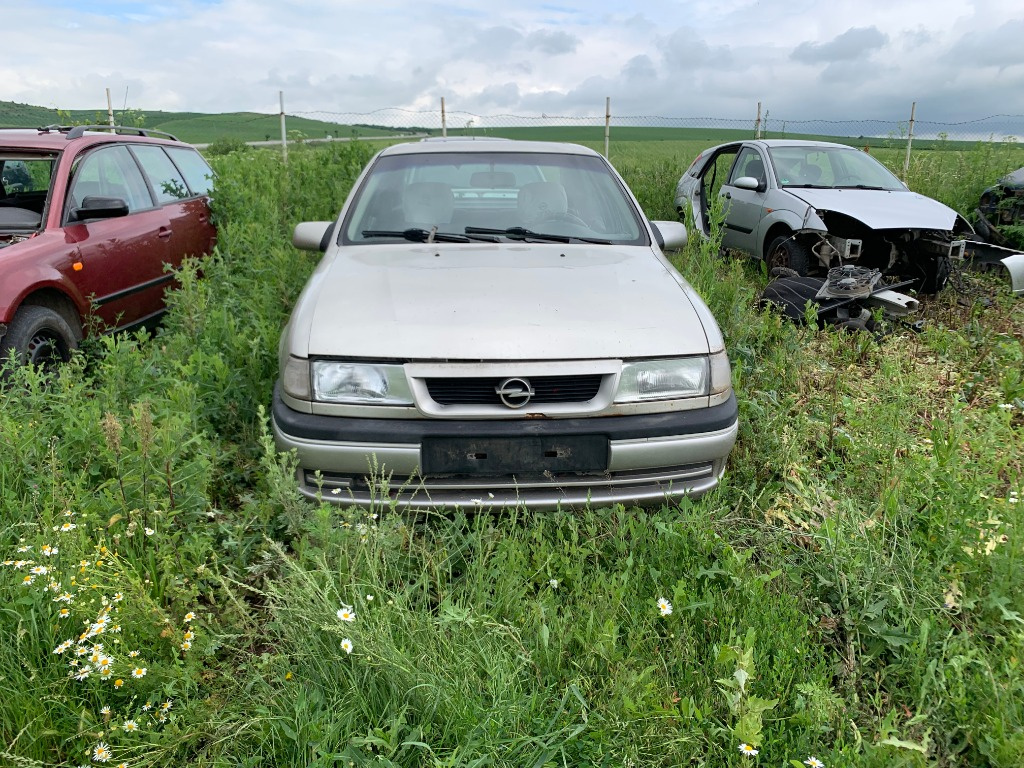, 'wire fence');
287,102,1024,146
